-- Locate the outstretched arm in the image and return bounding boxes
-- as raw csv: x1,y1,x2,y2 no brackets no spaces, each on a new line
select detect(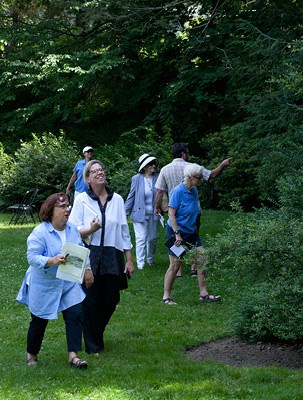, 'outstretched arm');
210,158,232,179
